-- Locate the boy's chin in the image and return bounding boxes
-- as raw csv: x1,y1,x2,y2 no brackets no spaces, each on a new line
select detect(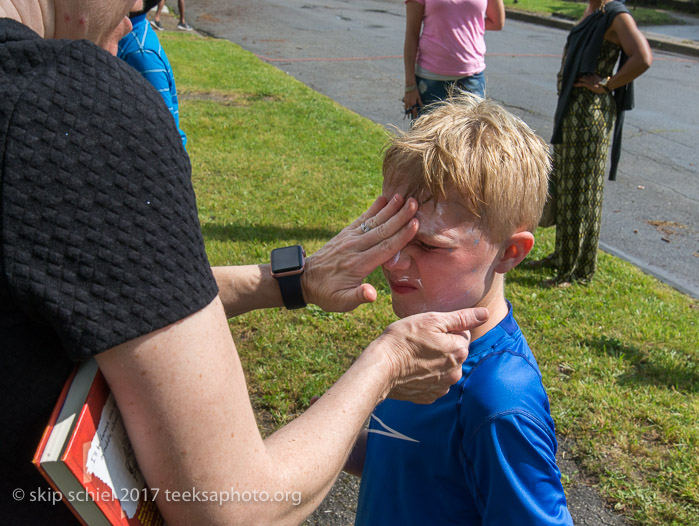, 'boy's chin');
391,300,426,319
